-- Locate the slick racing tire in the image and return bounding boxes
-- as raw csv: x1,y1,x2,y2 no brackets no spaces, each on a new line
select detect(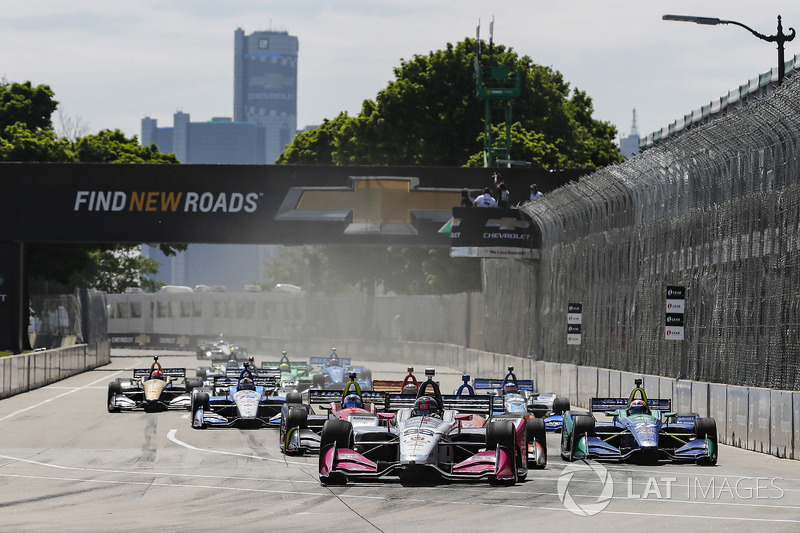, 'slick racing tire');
320,420,353,486
191,392,210,429
283,407,309,455
184,377,203,392
312,374,326,389
694,417,718,466
107,380,122,413
285,391,302,405
526,417,547,469
196,368,208,380
487,420,517,485
562,414,594,461
552,397,570,415
285,406,308,430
